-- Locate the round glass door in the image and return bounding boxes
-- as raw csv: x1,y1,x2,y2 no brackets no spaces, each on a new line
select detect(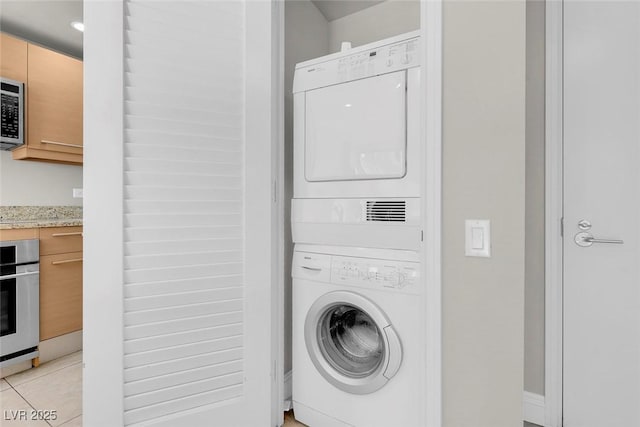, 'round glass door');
305,291,403,395
318,304,384,378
